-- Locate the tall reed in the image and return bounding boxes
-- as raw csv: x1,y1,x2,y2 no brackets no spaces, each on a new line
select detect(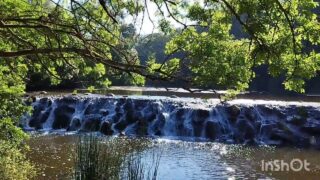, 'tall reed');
73,135,161,180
